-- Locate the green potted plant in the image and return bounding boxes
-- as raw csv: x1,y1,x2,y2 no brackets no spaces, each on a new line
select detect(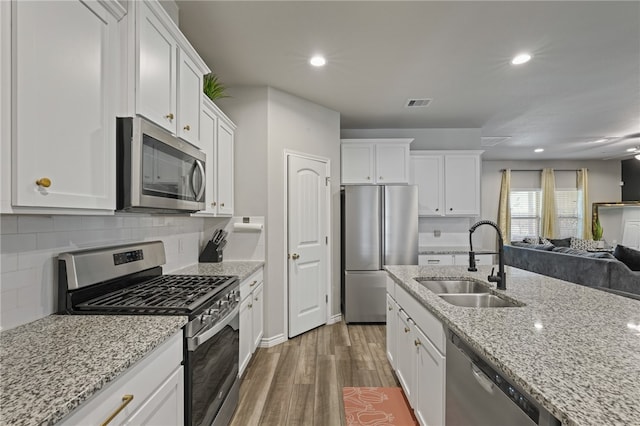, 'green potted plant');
203,73,229,101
